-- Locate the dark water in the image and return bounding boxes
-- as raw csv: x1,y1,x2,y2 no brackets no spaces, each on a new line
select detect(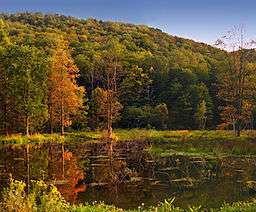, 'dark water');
0,141,256,209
